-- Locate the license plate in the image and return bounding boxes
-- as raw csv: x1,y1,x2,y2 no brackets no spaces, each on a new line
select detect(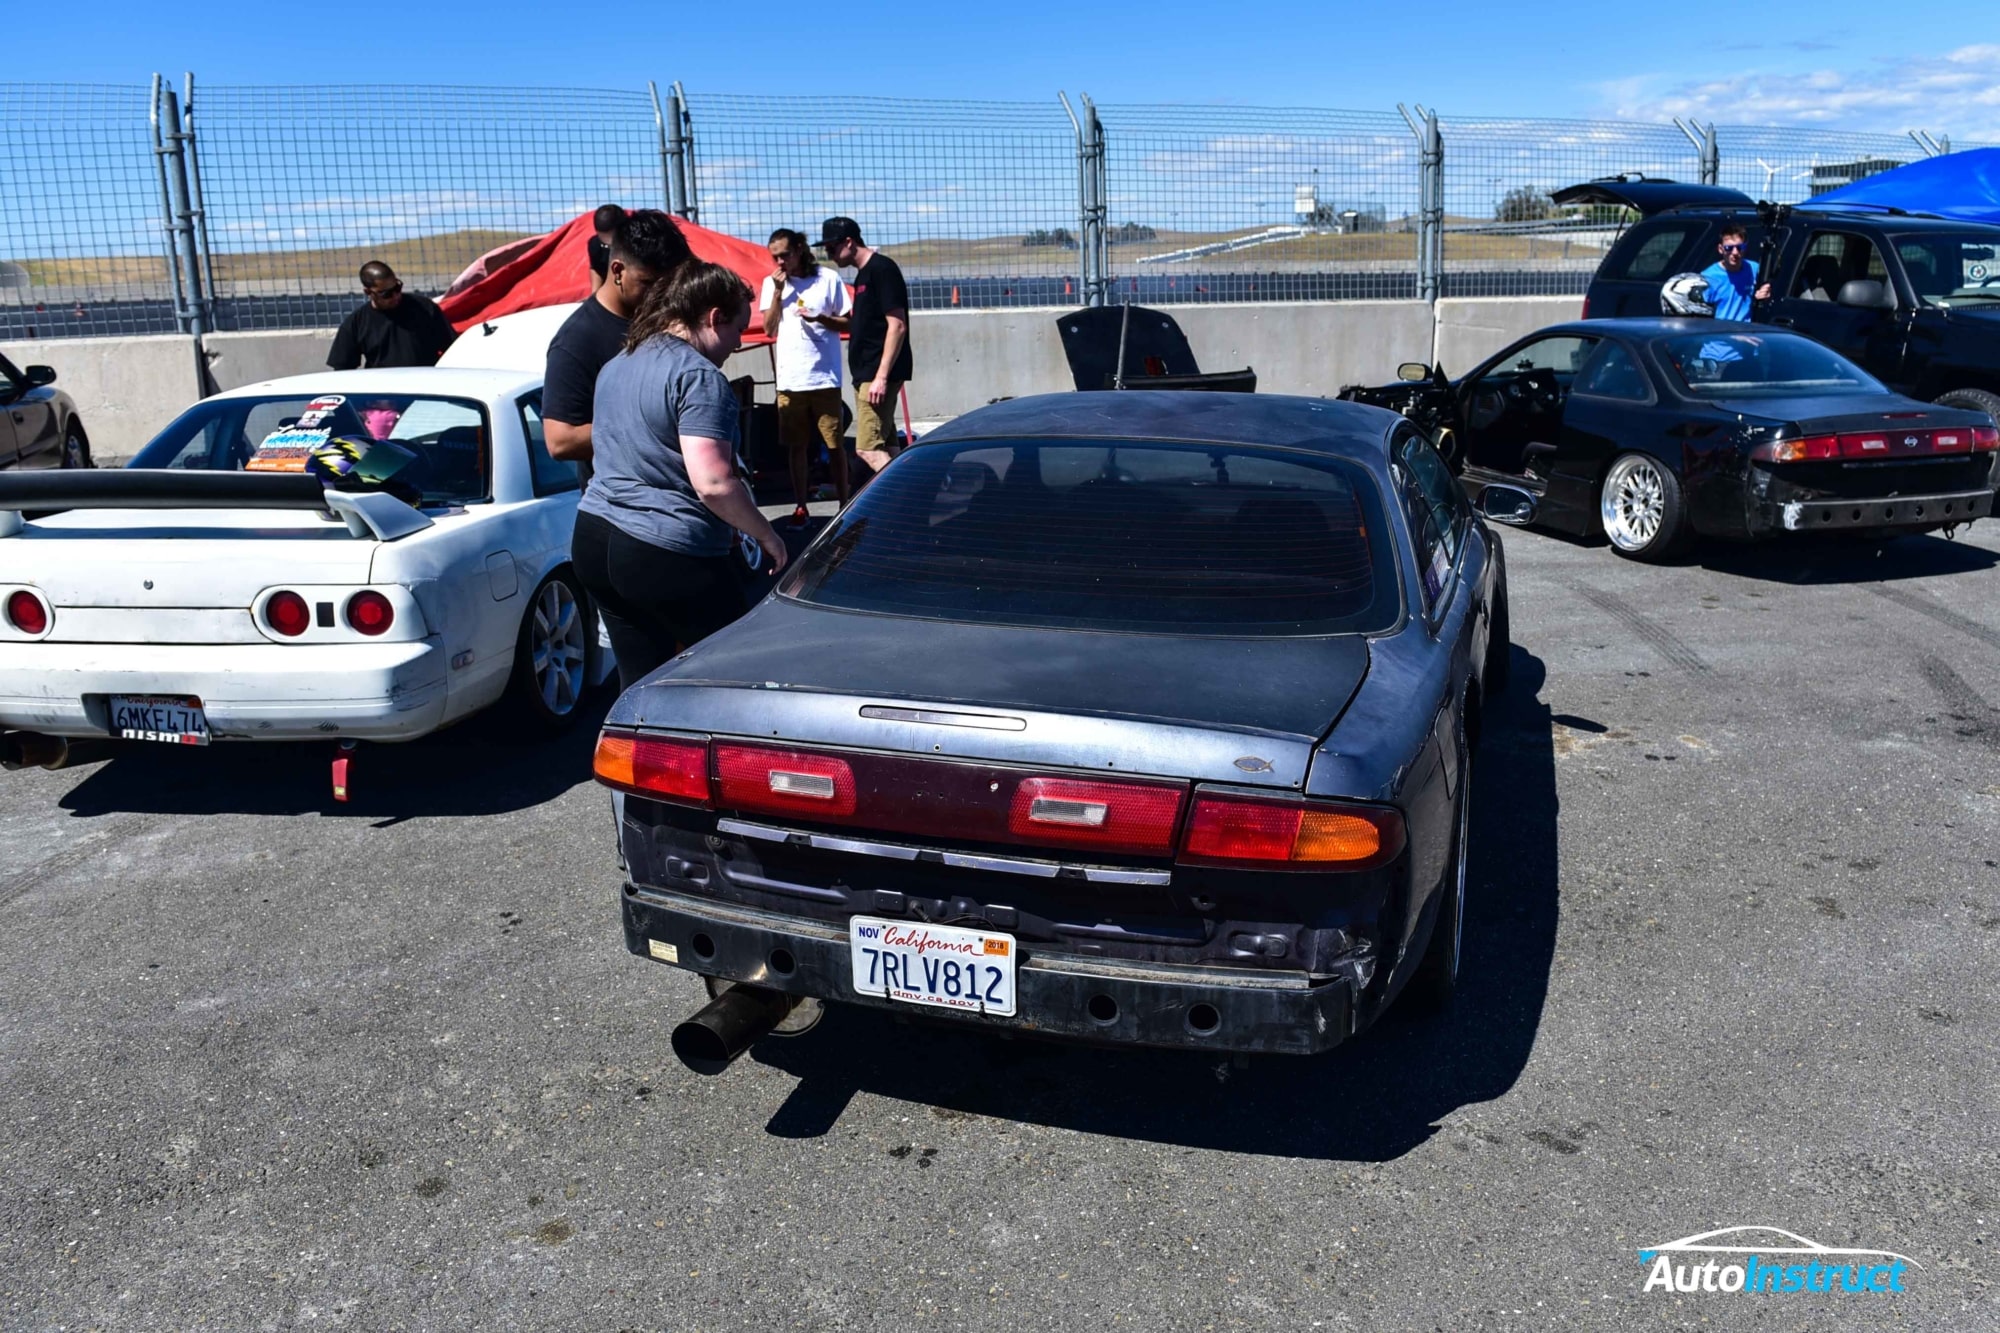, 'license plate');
849,915,1016,1017
108,694,211,746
